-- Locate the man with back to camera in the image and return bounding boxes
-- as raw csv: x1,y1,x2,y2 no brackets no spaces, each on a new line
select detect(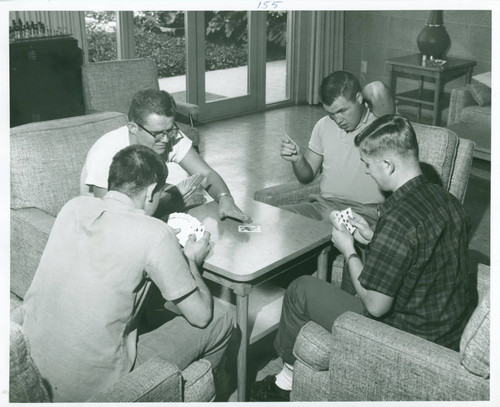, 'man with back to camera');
251,115,473,401
23,144,235,402
81,88,251,222
280,71,394,227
